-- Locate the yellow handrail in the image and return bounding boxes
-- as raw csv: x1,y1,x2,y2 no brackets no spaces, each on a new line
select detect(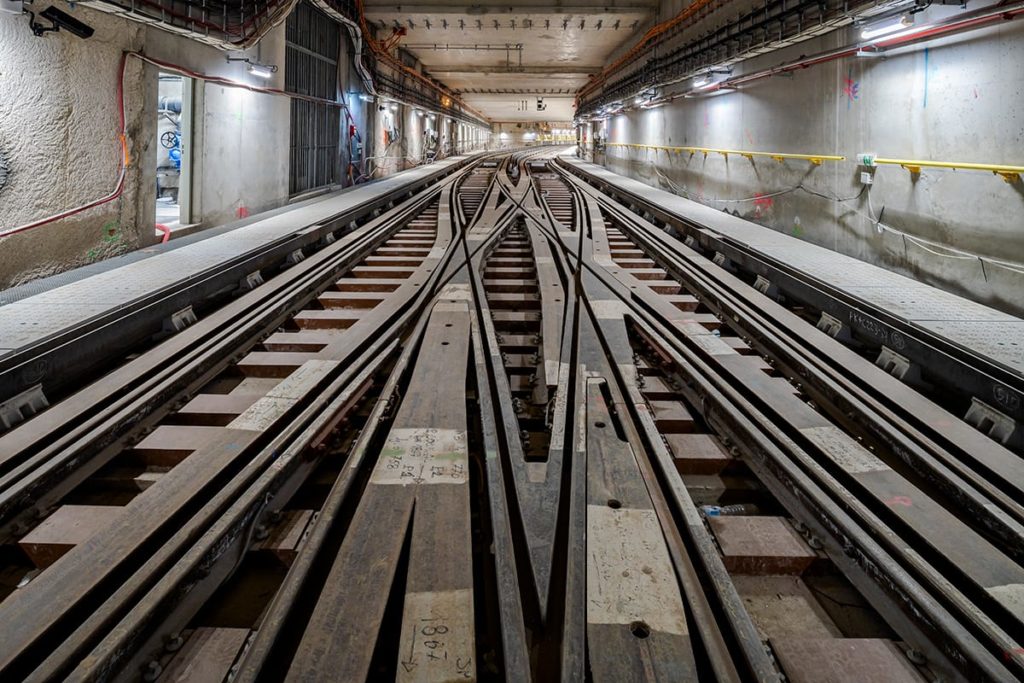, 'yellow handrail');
872,158,1023,183
605,142,844,165
604,143,1022,182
